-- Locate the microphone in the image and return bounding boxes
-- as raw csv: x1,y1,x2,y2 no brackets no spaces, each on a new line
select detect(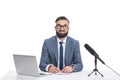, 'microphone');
84,43,120,77
84,44,105,65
